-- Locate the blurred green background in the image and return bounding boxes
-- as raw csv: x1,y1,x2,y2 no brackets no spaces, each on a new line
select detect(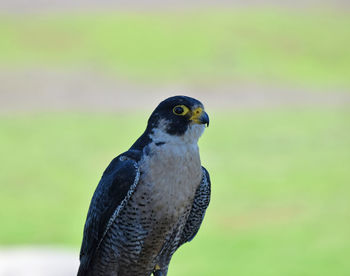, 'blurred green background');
1,1,350,275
